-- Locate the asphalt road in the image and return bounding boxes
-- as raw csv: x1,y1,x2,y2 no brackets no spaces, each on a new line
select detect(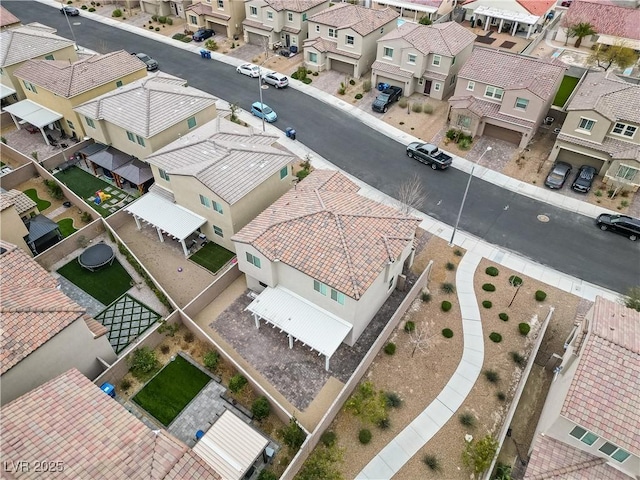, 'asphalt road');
6,1,639,293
